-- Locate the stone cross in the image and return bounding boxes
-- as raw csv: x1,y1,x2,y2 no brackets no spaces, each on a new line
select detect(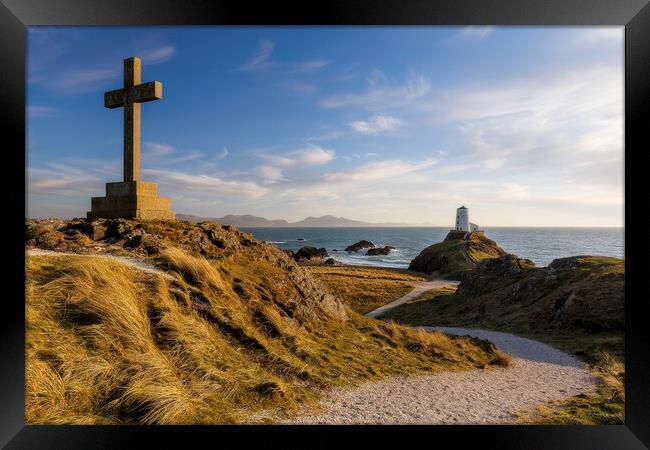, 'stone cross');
104,57,162,182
